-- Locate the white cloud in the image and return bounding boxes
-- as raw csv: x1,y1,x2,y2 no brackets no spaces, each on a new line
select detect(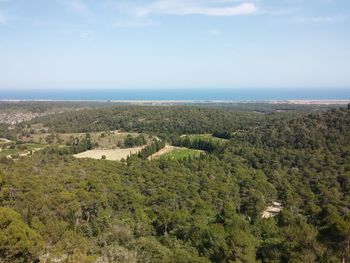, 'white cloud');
258,8,297,17
113,19,155,28
294,15,346,24
80,31,94,40
208,29,221,35
0,13,8,25
65,0,91,16
132,1,257,17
